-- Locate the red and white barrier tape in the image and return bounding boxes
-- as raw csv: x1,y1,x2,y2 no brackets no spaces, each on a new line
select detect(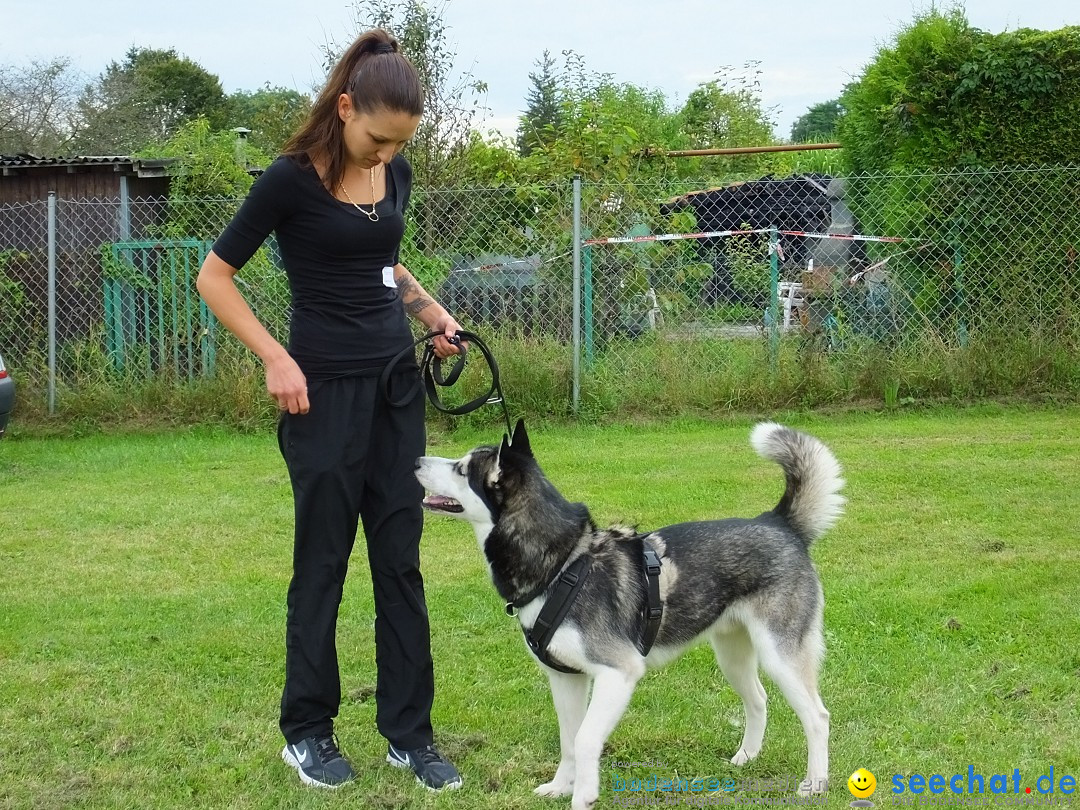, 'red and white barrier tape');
584,228,904,246
583,228,768,245
778,229,904,244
